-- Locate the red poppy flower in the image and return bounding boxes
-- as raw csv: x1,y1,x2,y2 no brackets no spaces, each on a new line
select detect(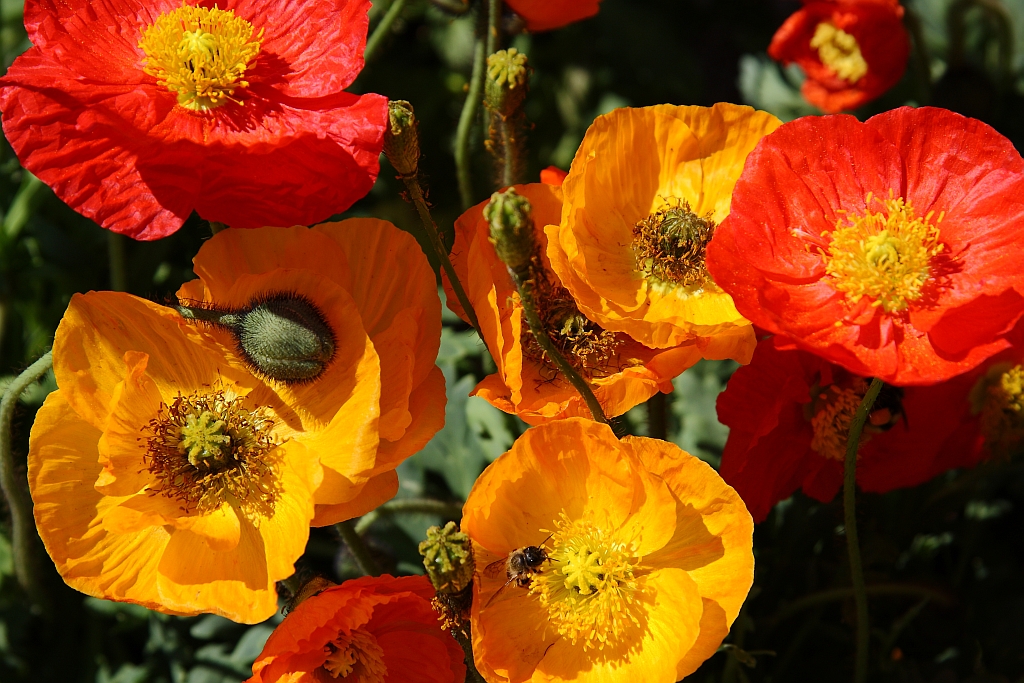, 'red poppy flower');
705,107,1024,386
0,0,387,239
717,336,985,523
248,575,466,683
768,0,909,113
505,0,600,32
